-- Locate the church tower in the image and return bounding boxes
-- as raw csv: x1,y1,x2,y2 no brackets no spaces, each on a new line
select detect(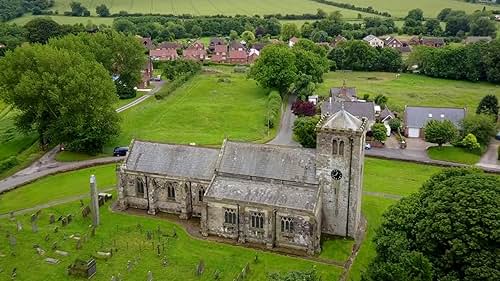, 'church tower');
316,110,367,238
